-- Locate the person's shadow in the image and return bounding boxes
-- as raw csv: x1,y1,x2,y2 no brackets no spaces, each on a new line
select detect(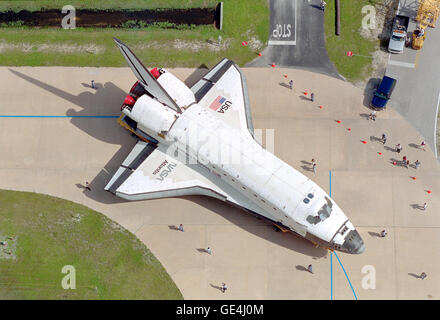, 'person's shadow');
309,4,324,11
384,146,396,152
410,204,424,210
368,231,382,238
390,158,405,167
279,82,291,90
295,265,309,272
210,283,224,292
300,160,314,172
408,273,422,279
